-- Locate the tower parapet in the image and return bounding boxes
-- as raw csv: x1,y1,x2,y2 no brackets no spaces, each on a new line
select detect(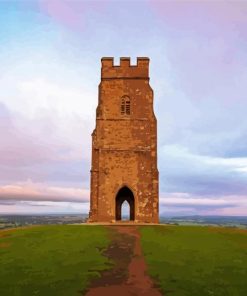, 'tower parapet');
101,57,149,79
